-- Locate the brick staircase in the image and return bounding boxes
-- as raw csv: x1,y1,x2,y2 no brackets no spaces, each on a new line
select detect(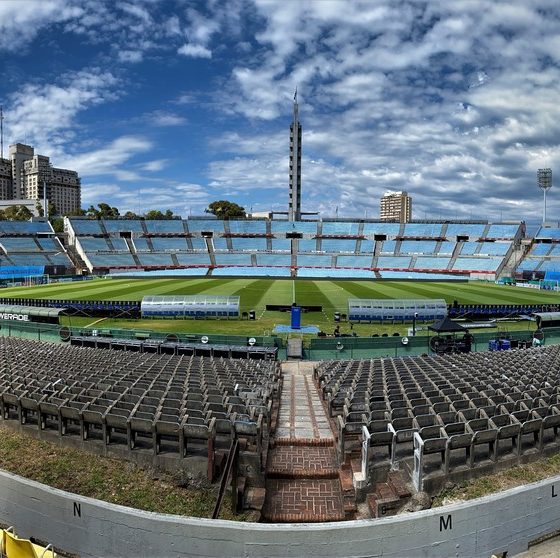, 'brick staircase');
262,441,350,522
261,363,358,522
